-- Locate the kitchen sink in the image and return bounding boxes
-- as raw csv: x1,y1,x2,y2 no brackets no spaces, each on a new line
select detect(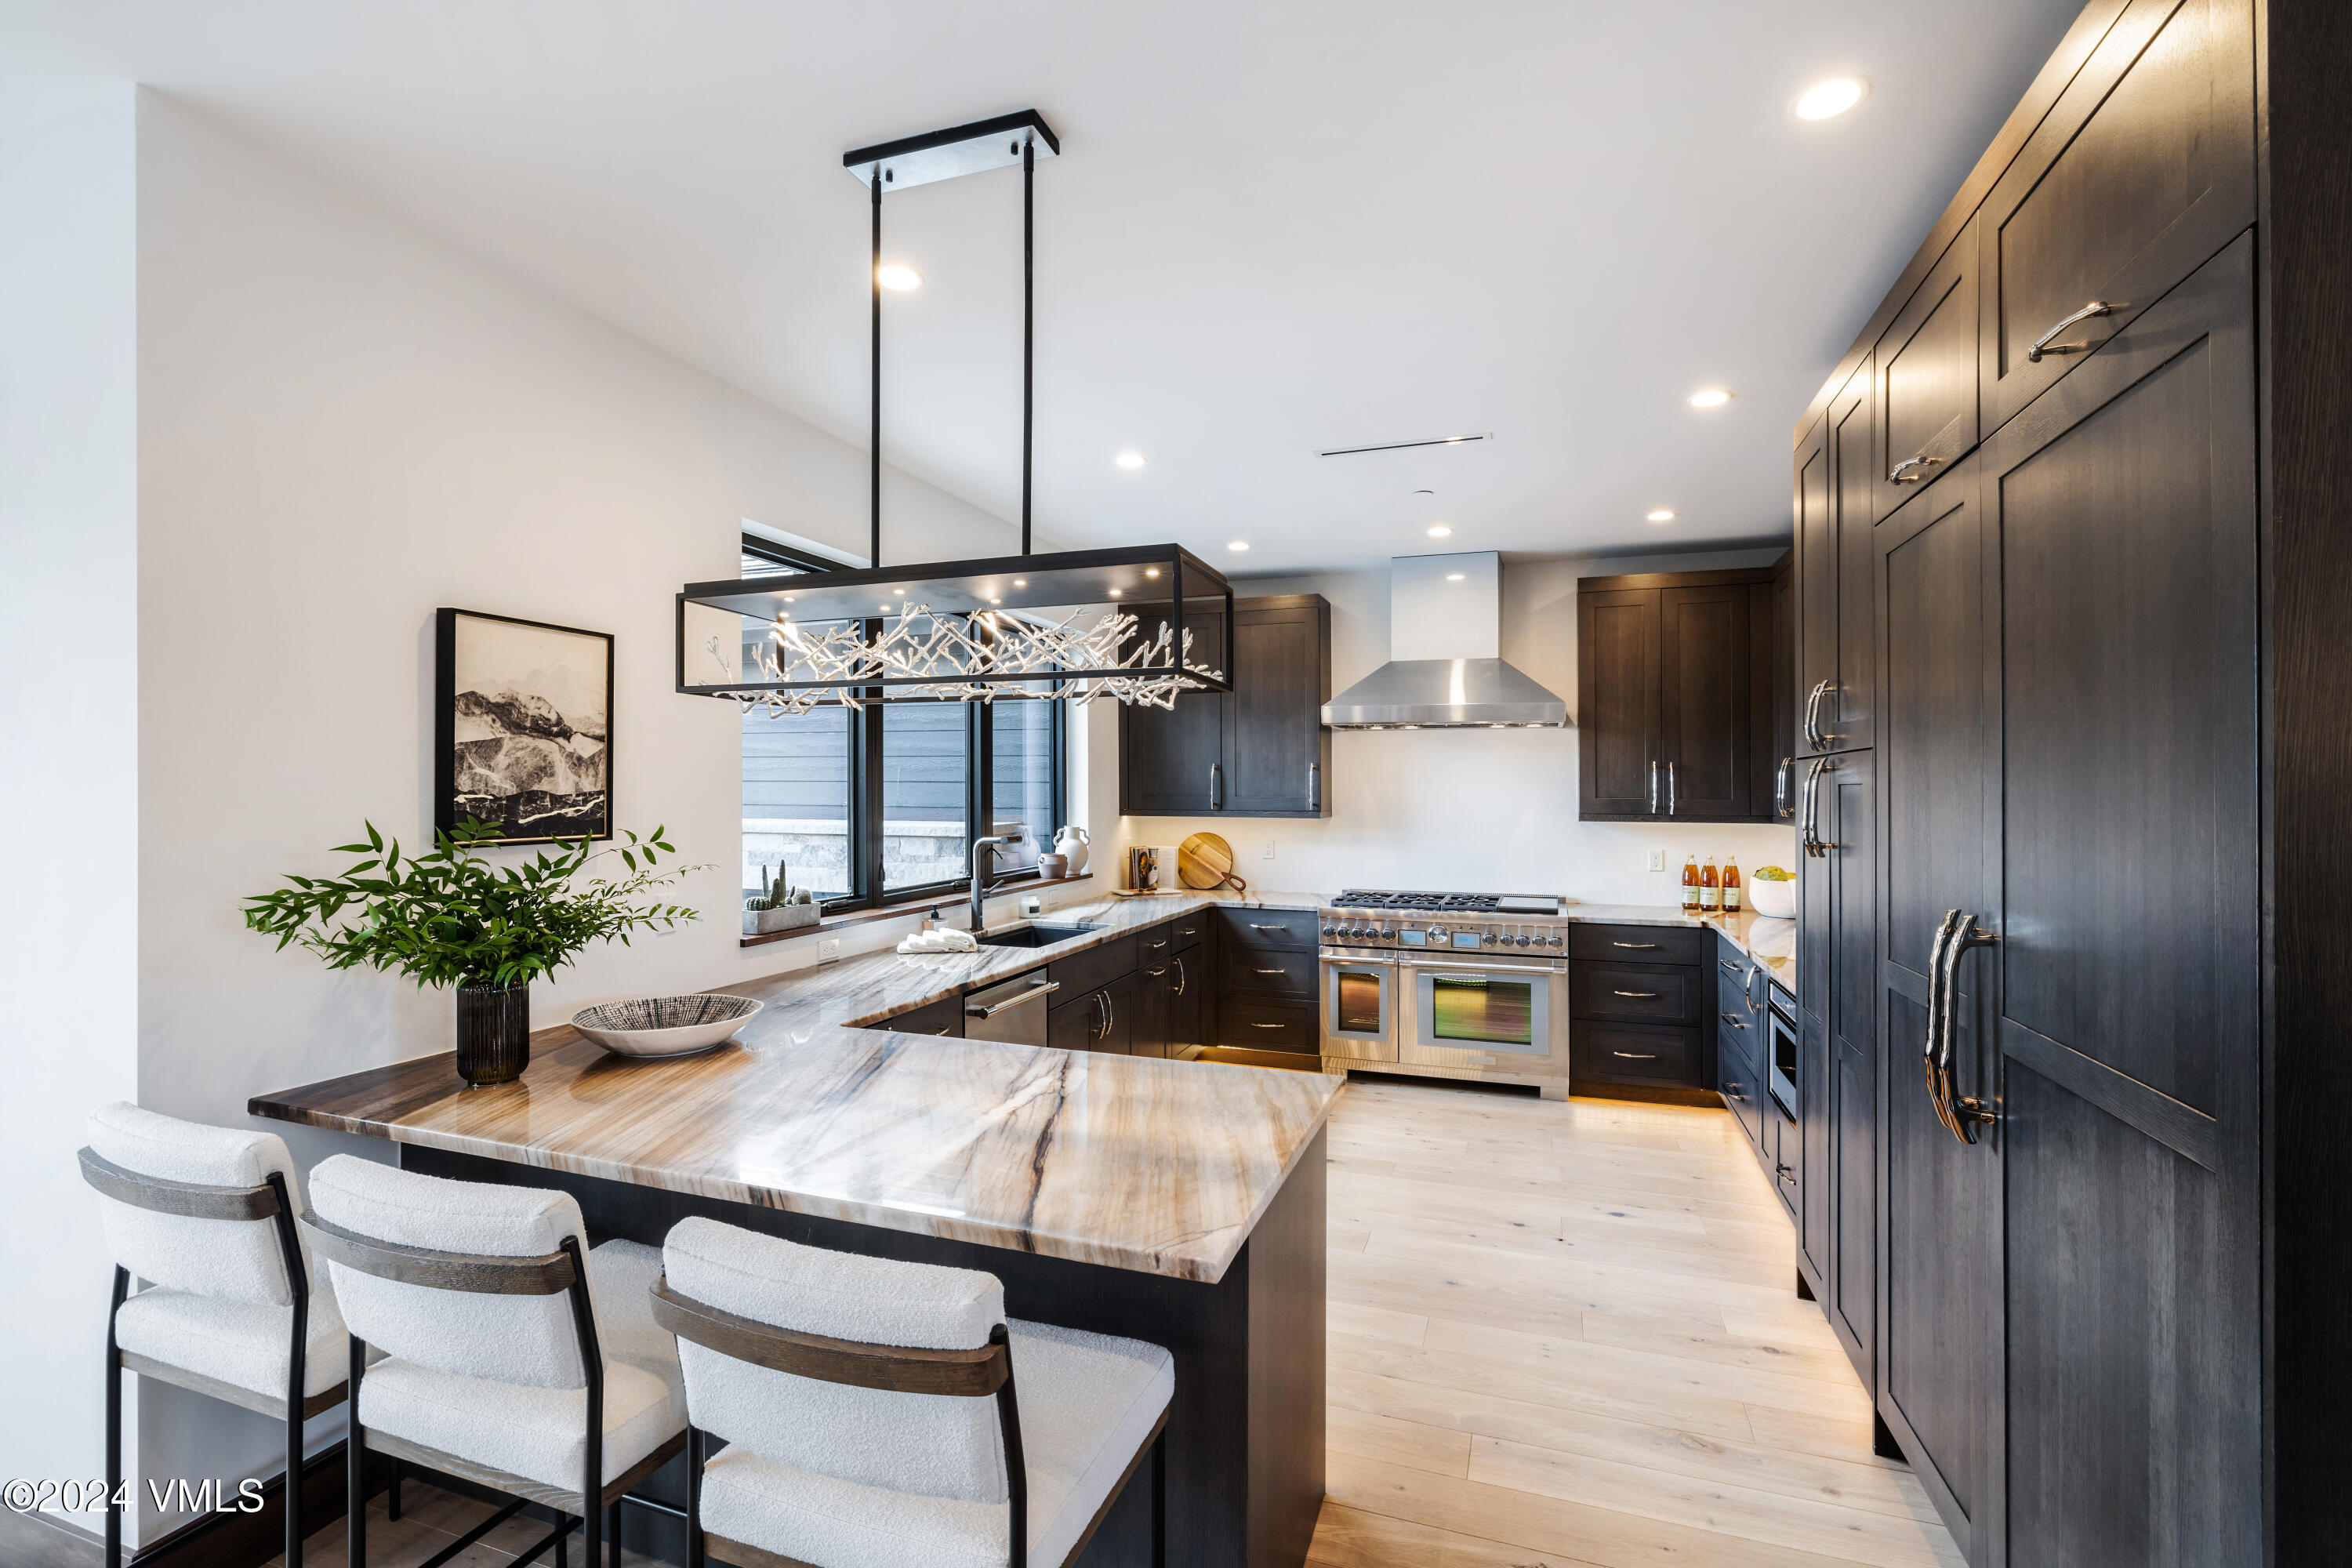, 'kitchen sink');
975,921,1104,949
